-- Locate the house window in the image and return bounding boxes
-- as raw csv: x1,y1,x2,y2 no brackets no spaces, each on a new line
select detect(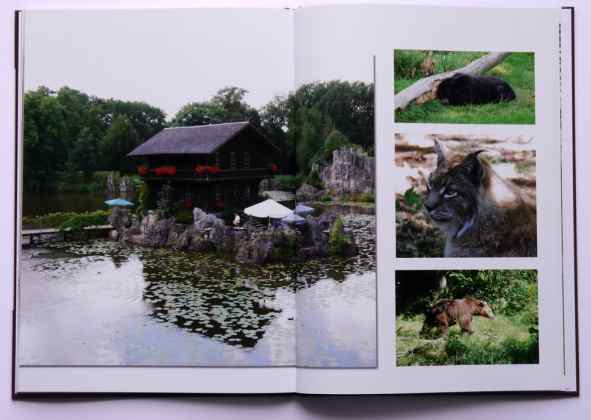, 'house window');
230,152,237,169
243,152,250,169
